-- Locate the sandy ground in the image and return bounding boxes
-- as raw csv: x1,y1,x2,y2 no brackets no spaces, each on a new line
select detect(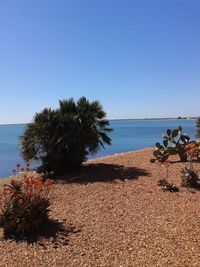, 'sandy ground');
1,148,200,267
